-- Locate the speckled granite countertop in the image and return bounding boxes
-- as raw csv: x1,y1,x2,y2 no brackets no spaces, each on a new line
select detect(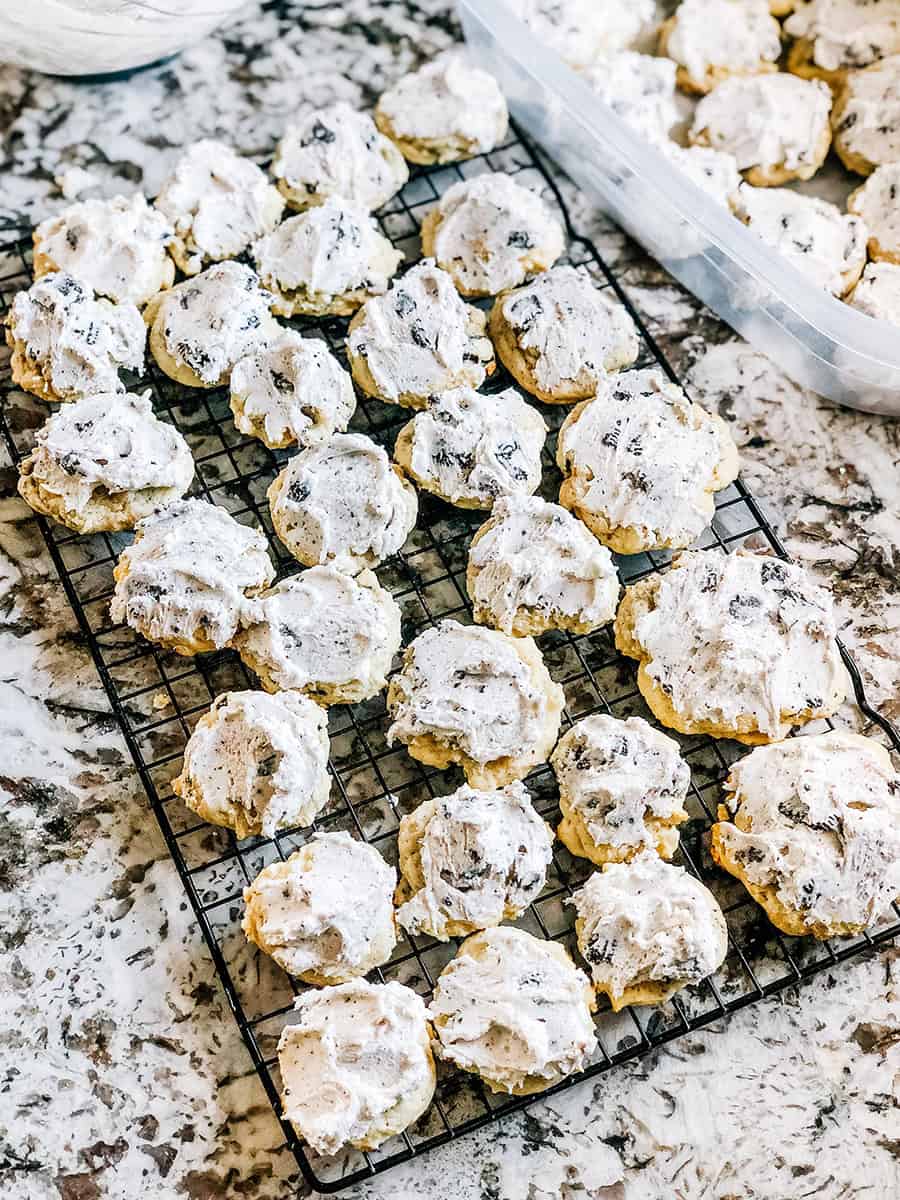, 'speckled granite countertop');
1,4,898,1199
